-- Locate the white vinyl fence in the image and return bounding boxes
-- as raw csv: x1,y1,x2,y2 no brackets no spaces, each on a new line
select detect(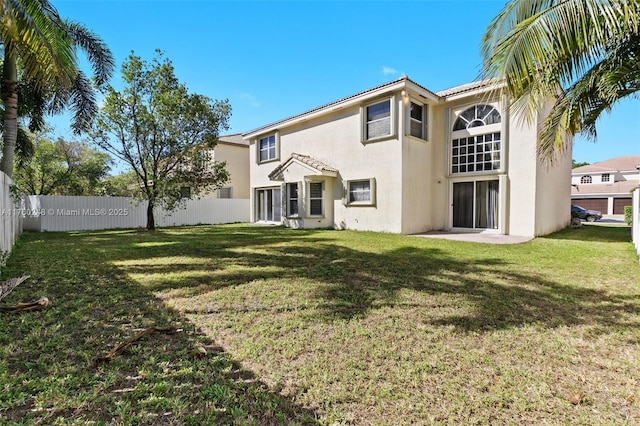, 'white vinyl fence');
23,195,249,232
632,188,640,259
1,172,22,255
